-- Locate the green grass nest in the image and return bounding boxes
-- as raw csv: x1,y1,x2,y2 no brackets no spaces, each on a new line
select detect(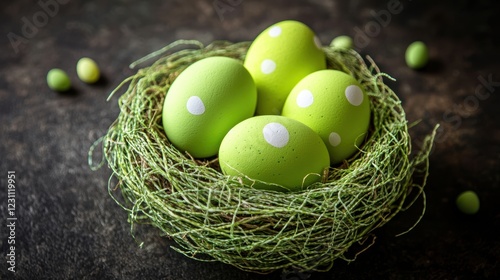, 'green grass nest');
90,40,437,273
